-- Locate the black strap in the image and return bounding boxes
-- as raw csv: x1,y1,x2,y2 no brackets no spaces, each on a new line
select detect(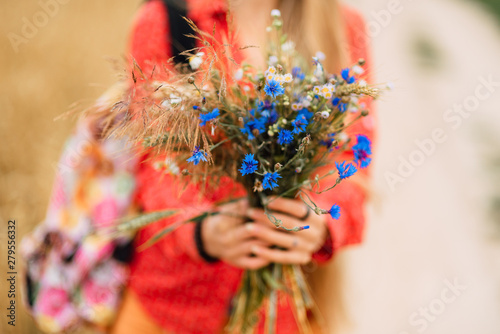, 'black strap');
161,0,196,66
